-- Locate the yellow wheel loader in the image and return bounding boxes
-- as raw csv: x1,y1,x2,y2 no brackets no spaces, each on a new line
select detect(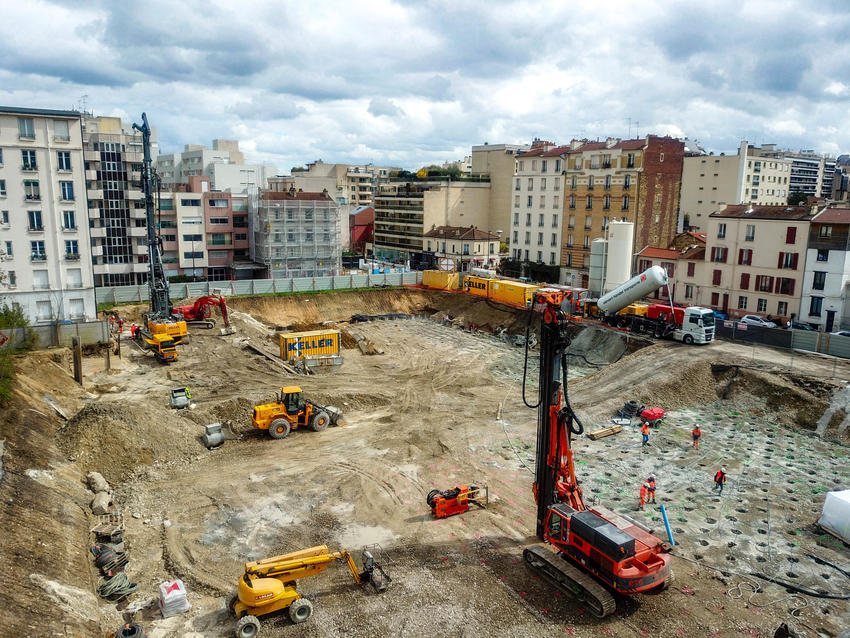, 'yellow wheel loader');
251,387,341,440
227,544,390,638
